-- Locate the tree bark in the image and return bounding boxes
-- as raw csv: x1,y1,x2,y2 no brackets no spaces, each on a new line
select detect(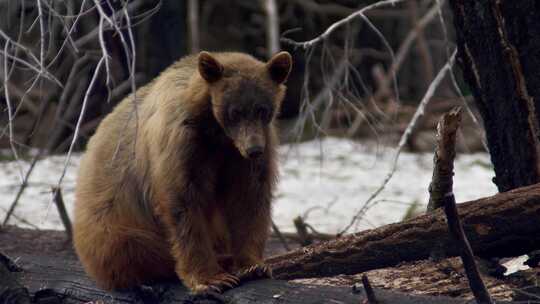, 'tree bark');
267,183,540,280
448,0,540,192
